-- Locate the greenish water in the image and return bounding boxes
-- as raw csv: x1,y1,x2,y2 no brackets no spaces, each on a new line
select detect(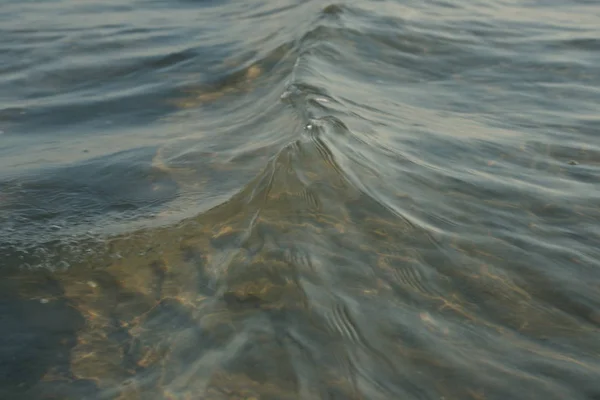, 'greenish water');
1,0,600,399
